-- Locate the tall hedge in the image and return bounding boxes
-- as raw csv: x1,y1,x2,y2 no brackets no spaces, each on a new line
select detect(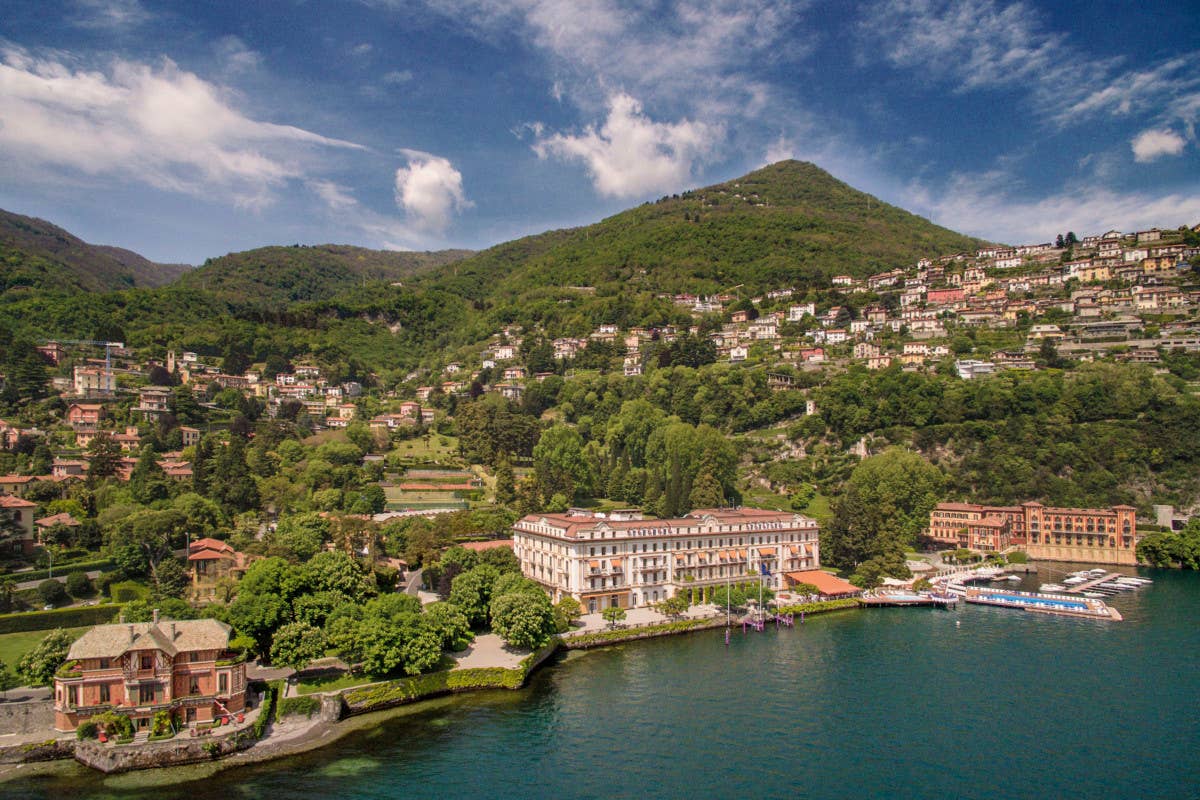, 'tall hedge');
0,604,123,634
